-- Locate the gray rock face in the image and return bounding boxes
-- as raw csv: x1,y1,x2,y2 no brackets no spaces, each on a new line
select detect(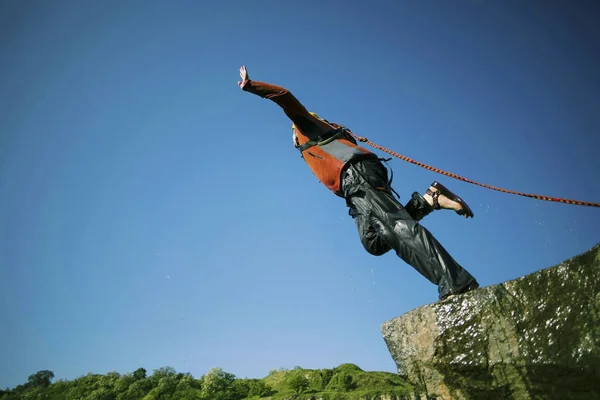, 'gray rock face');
382,243,600,400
